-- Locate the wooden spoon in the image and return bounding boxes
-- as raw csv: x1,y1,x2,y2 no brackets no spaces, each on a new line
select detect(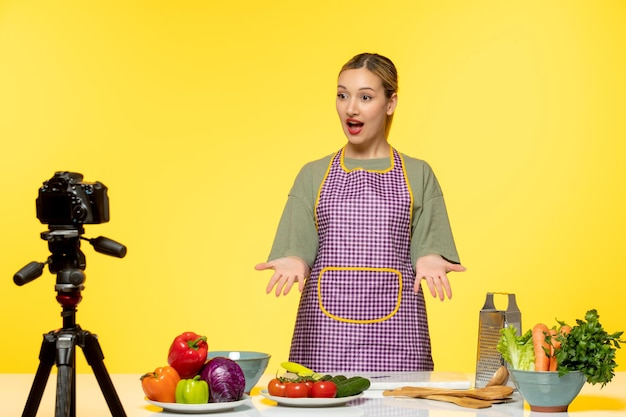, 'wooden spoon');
486,365,509,387
383,385,514,401
423,394,493,409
